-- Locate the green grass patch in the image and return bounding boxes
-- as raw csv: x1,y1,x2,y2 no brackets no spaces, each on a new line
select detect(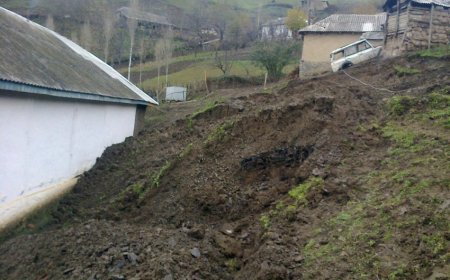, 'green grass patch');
204,121,234,146
260,214,271,230
288,177,324,204
416,46,450,59
388,96,414,115
394,65,421,76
